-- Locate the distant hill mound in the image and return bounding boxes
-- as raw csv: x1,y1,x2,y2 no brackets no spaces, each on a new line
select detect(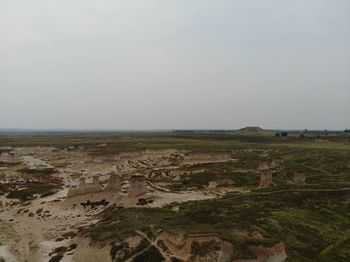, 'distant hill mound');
240,126,263,132
235,127,275,136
